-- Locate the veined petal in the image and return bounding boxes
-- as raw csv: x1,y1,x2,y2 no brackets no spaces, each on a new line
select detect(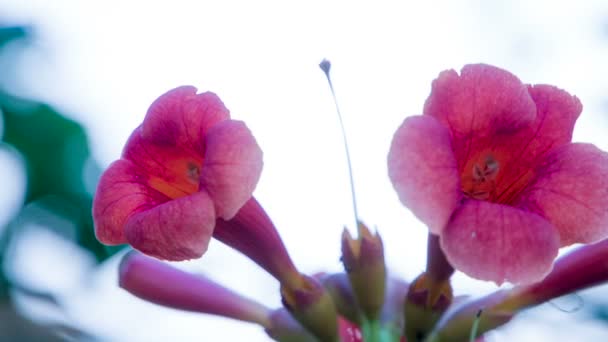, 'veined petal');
441,200,559,285
516,143,608,246
141,86,230,154
468,85,583,205
458,85,582,206
125,190,216,261
200,120,263,219
388,115,461,234
92,159,166,244
423,64,536,168
524,84,581,154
